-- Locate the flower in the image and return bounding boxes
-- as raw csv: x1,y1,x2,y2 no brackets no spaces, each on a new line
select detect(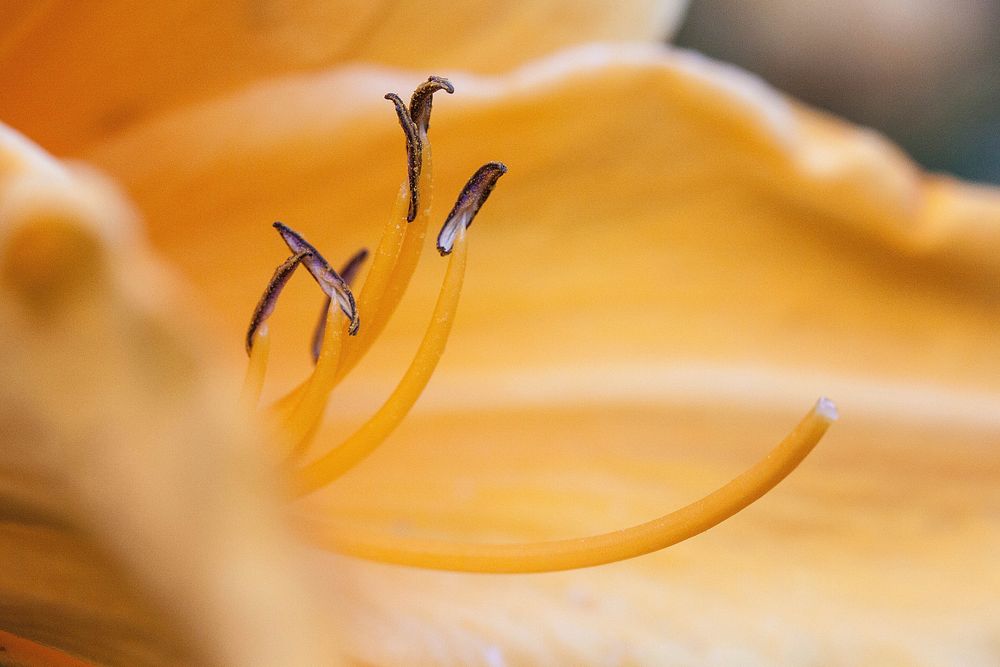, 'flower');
3,3,1000,665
